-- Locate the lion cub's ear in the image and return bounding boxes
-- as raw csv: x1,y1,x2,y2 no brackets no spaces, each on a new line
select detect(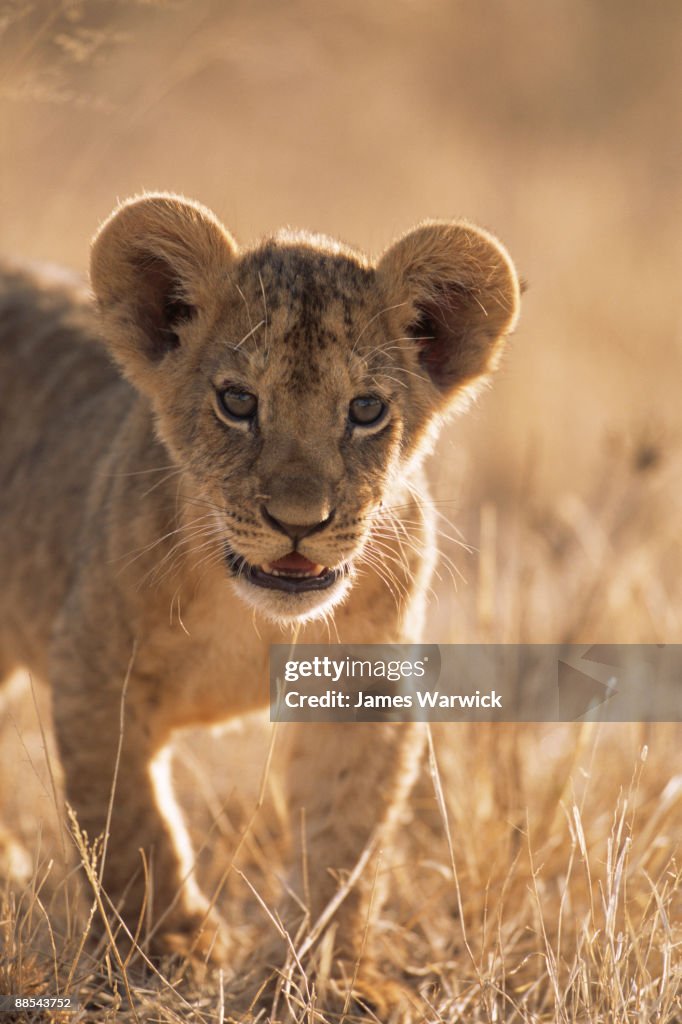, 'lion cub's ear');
90,193,237,389
377,221,520,408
